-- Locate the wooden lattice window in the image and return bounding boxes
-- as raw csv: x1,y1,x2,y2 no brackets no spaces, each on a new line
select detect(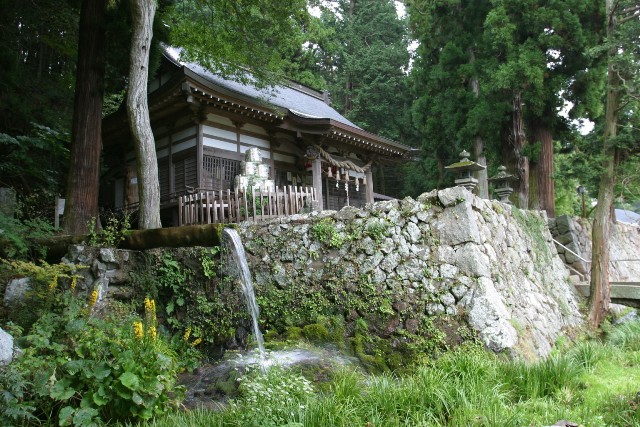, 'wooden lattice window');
202,155,241,190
